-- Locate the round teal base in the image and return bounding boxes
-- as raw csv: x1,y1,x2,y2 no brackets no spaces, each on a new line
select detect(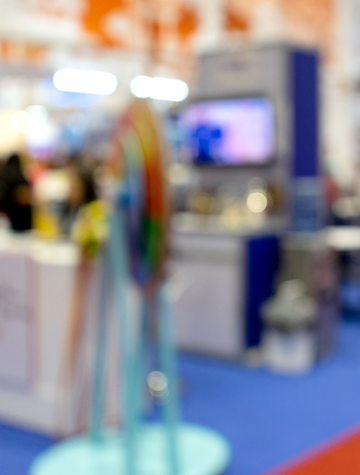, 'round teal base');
30,423,231,475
